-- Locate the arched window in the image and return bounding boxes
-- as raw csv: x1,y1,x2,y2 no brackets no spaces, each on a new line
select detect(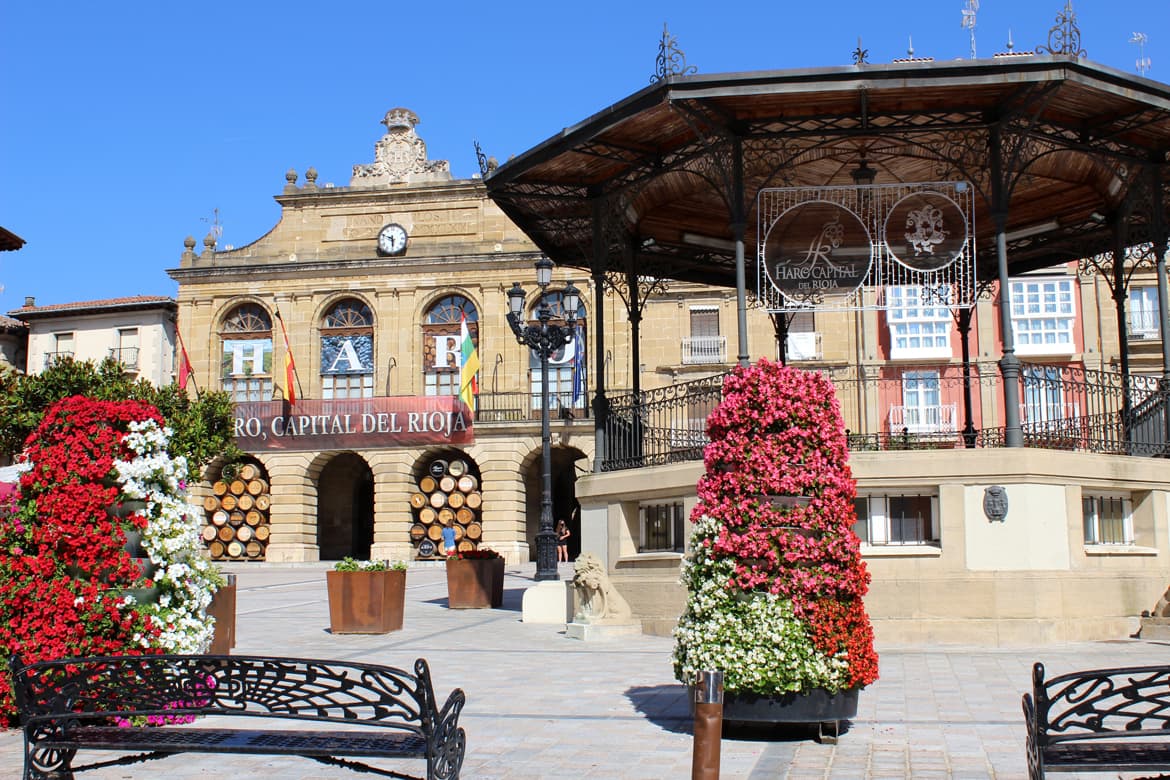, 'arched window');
220,303,273,402
421,295,478,398
320,298,374,399
528,290,587,414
